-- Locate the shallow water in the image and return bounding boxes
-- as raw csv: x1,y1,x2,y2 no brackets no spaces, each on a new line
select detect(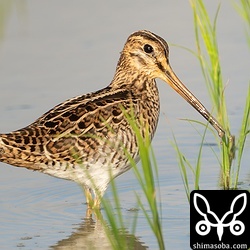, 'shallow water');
0,1,249,249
